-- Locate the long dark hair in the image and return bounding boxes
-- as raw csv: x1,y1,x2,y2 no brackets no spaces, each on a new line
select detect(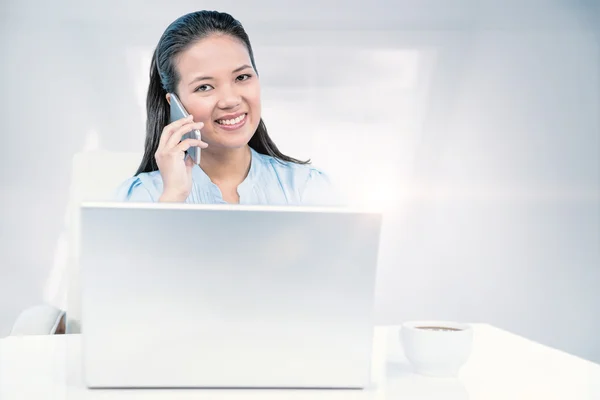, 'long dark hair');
135,10,309,175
